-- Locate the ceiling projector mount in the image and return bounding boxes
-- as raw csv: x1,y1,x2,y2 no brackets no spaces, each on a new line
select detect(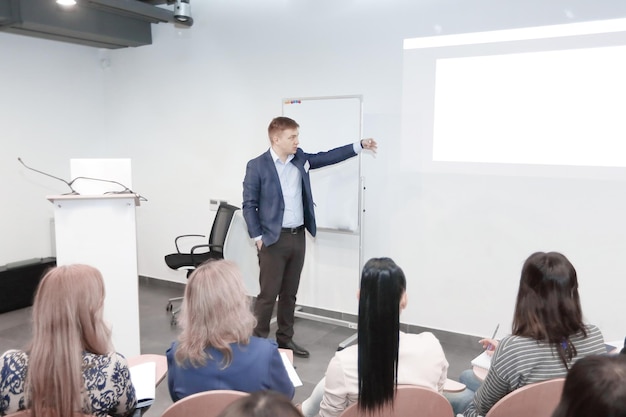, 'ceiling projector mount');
0,0,194,48
173,0,192,25
83,0,194,27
